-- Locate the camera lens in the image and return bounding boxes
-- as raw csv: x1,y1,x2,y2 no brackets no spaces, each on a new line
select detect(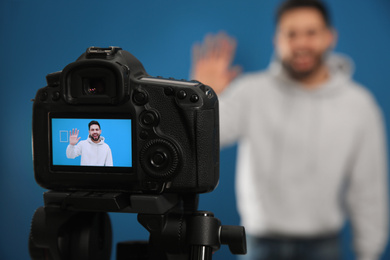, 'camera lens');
83,78,106,95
